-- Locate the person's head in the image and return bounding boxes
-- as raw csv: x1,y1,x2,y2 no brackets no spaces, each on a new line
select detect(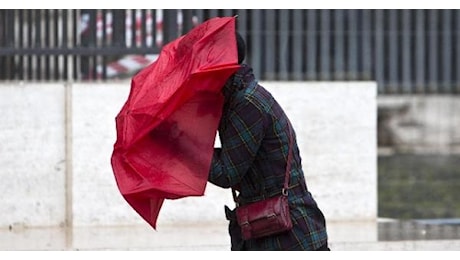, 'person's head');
236,32,246,64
